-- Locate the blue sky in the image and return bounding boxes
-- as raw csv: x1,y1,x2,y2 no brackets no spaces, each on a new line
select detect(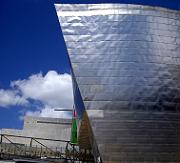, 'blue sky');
0,0,179,129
